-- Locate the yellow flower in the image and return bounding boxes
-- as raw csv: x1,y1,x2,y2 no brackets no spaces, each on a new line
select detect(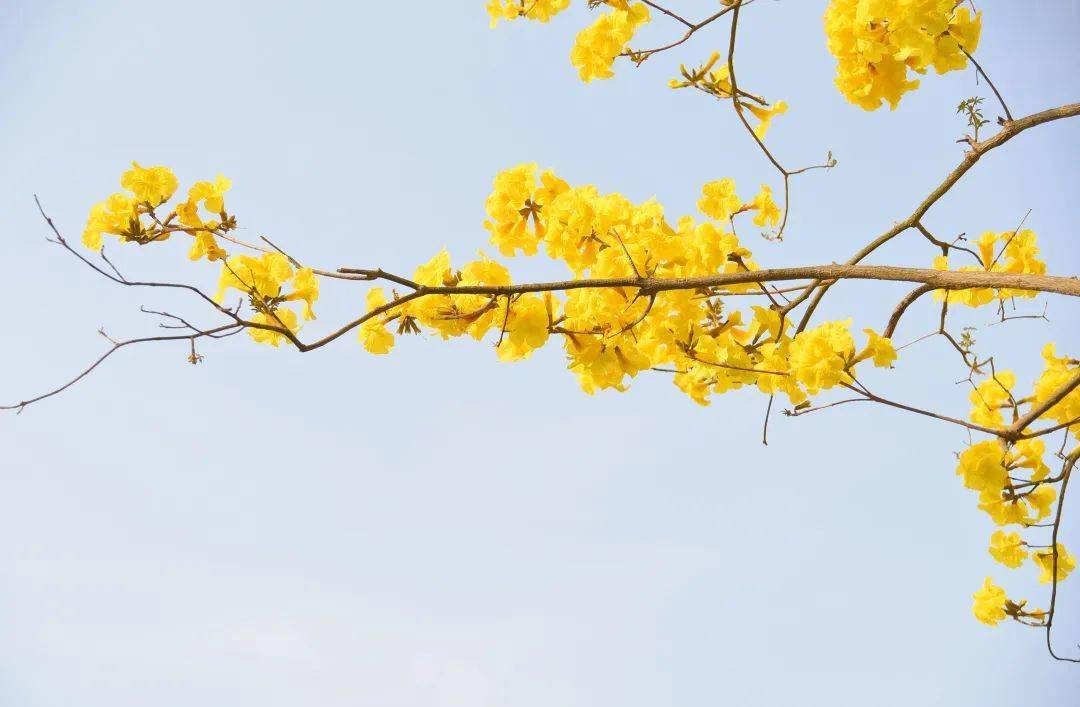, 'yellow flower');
854,328,897,368
186,174,232,215
1032,344,1080,433
1025,484,1056,521
358,288,395,355
486,0,569,27
697,178,741,222
788,320,855,394
570,2,650,83
977,491,1029,527
933,230,1047,307
458,256,514,340
1009,439,1049,482
824,1,982,110
972,577,1007,626
956,440,1006,494
753,342,807,407
284,267,321,320
968,371,1016,428
747,100,788,140
82,193,138,250
988,531,1027,569
750,184,781,229
413,249,455,287
483,164,568,256
120,162,178,206
1032,544,1076,585
497,294,551,361
188,231,227,262
248,306,298,347
215,252,294,303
